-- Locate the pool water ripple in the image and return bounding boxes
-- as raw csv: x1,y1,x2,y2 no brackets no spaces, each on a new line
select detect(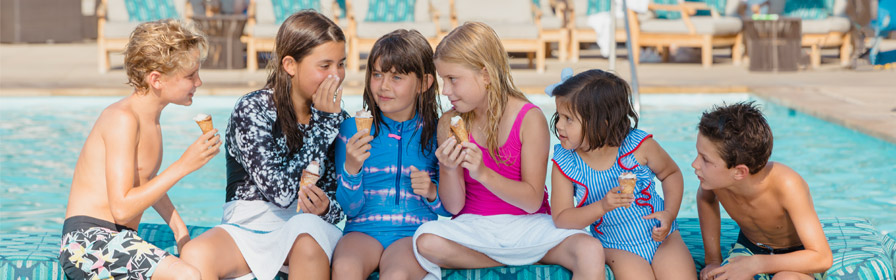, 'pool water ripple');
1,94,893,235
